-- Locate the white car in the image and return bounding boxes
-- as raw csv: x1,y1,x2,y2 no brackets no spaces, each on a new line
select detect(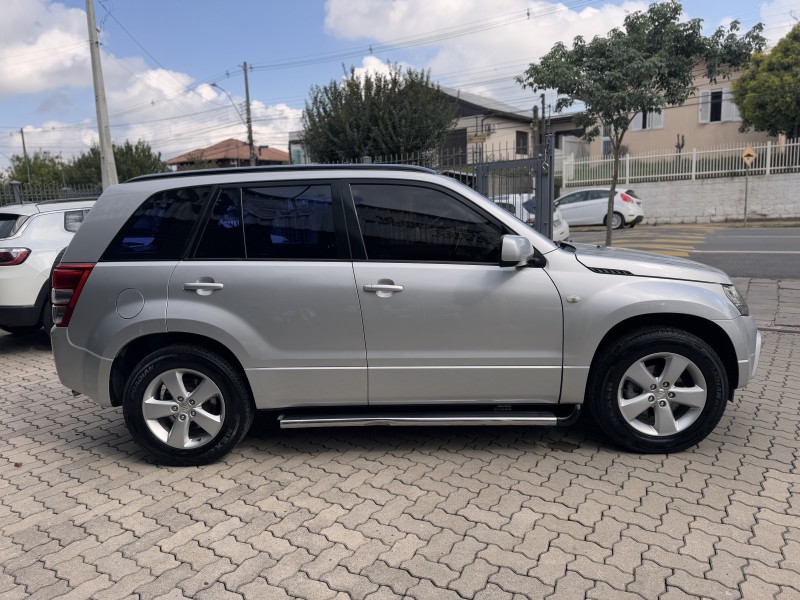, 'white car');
492,194,570,242
0,199,94,334
555,188,644,229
